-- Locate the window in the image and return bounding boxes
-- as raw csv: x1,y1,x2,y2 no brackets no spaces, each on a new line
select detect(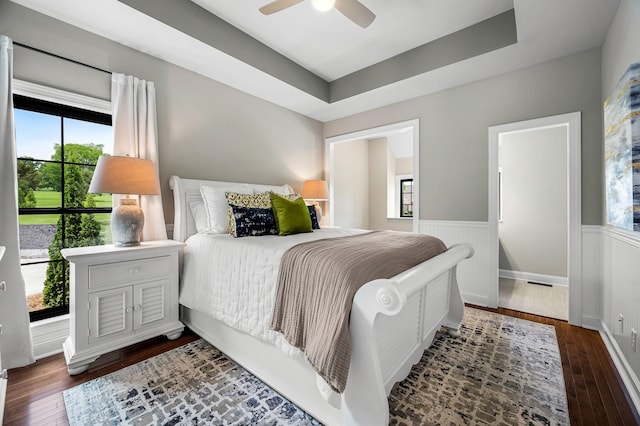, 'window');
15,94,113,321
400,178,413,218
